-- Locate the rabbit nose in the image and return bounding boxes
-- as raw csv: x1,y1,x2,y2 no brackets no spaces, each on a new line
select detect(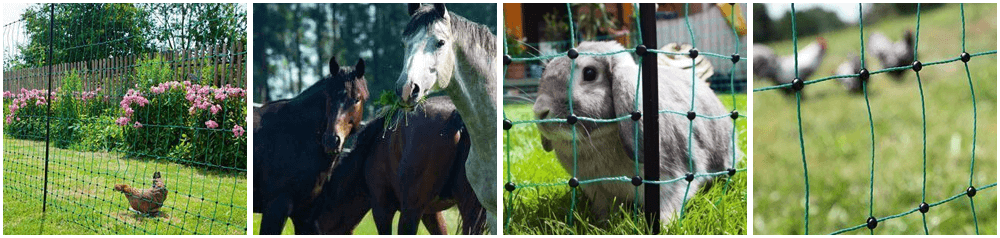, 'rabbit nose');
534,109,550,120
